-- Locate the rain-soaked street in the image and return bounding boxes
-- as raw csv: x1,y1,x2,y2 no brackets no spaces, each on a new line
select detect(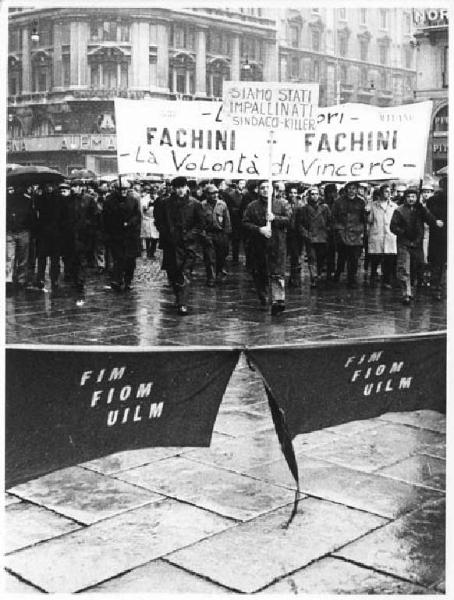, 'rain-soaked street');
5,253,446,594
